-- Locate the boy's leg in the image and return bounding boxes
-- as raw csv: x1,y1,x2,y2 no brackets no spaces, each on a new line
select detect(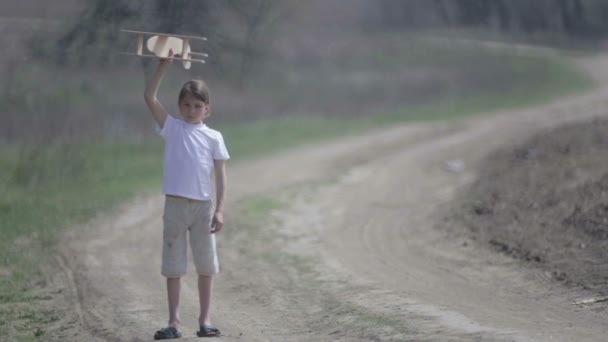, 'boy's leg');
190,200,219,330
198,275,213,326
167,277,182,327
196,275,221,337
160,197,190,334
